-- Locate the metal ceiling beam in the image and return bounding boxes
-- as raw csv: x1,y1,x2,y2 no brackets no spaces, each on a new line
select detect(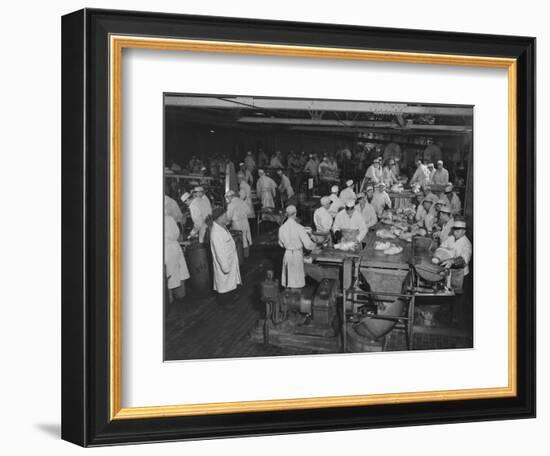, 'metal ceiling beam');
165,96,472,116
238,116,471,132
